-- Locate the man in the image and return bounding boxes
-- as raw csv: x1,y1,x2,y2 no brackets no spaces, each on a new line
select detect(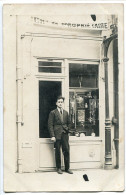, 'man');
48,96,73,174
